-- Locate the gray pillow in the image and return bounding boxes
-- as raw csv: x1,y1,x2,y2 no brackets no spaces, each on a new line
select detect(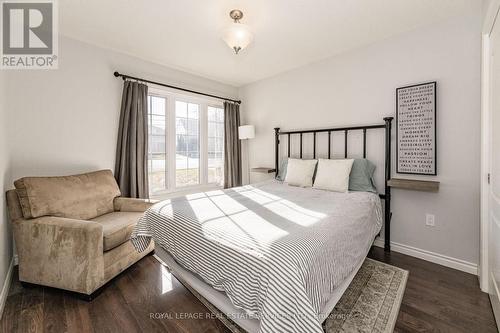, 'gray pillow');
349,159,377,193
